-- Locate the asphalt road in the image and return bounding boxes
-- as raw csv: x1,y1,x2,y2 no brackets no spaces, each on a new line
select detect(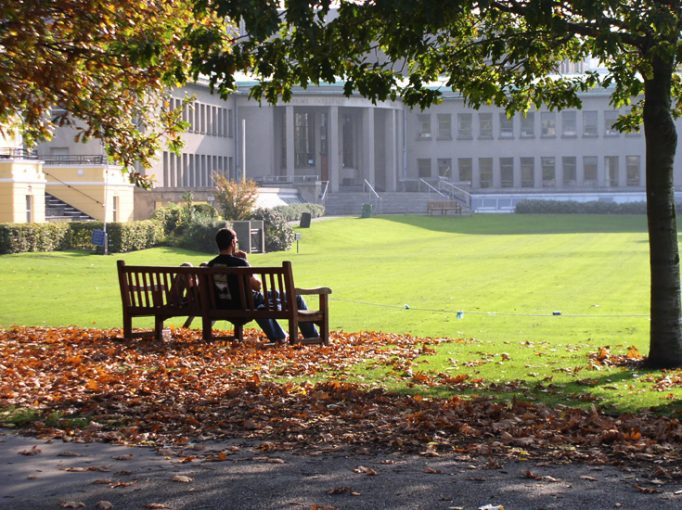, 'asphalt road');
1,430,680,510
